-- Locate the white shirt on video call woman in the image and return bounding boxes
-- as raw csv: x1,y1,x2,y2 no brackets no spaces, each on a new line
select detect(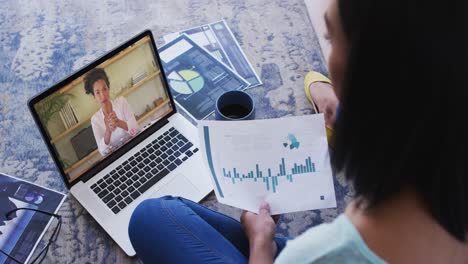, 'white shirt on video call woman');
91,96,140,156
